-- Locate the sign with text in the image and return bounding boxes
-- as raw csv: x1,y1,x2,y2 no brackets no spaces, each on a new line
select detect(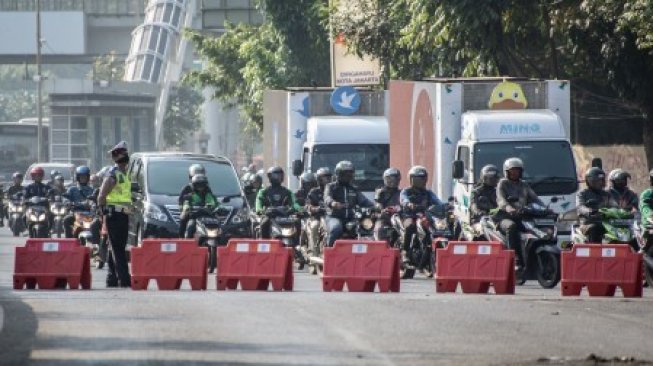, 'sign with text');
331,33,381,87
